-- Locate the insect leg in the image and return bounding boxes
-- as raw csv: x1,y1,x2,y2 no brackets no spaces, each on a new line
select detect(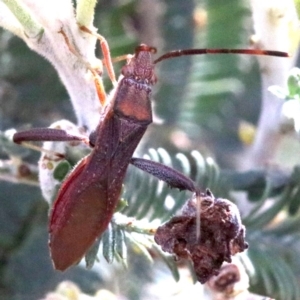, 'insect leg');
13,120,90,156
13,128,89,144
130,157,200,194
79,25,117,86
58,28,107,106
130,158,203,239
